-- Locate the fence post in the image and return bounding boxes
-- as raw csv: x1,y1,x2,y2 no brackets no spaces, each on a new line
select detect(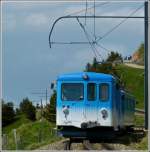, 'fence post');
2,134,7,150
13,129,18,150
